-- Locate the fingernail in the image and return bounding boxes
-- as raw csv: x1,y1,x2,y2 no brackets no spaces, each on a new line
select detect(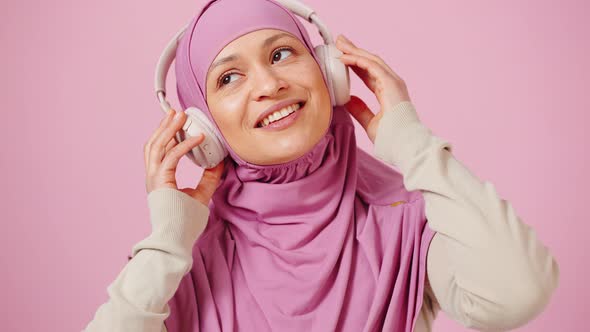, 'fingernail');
173,111,183,120
340,34,350,42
